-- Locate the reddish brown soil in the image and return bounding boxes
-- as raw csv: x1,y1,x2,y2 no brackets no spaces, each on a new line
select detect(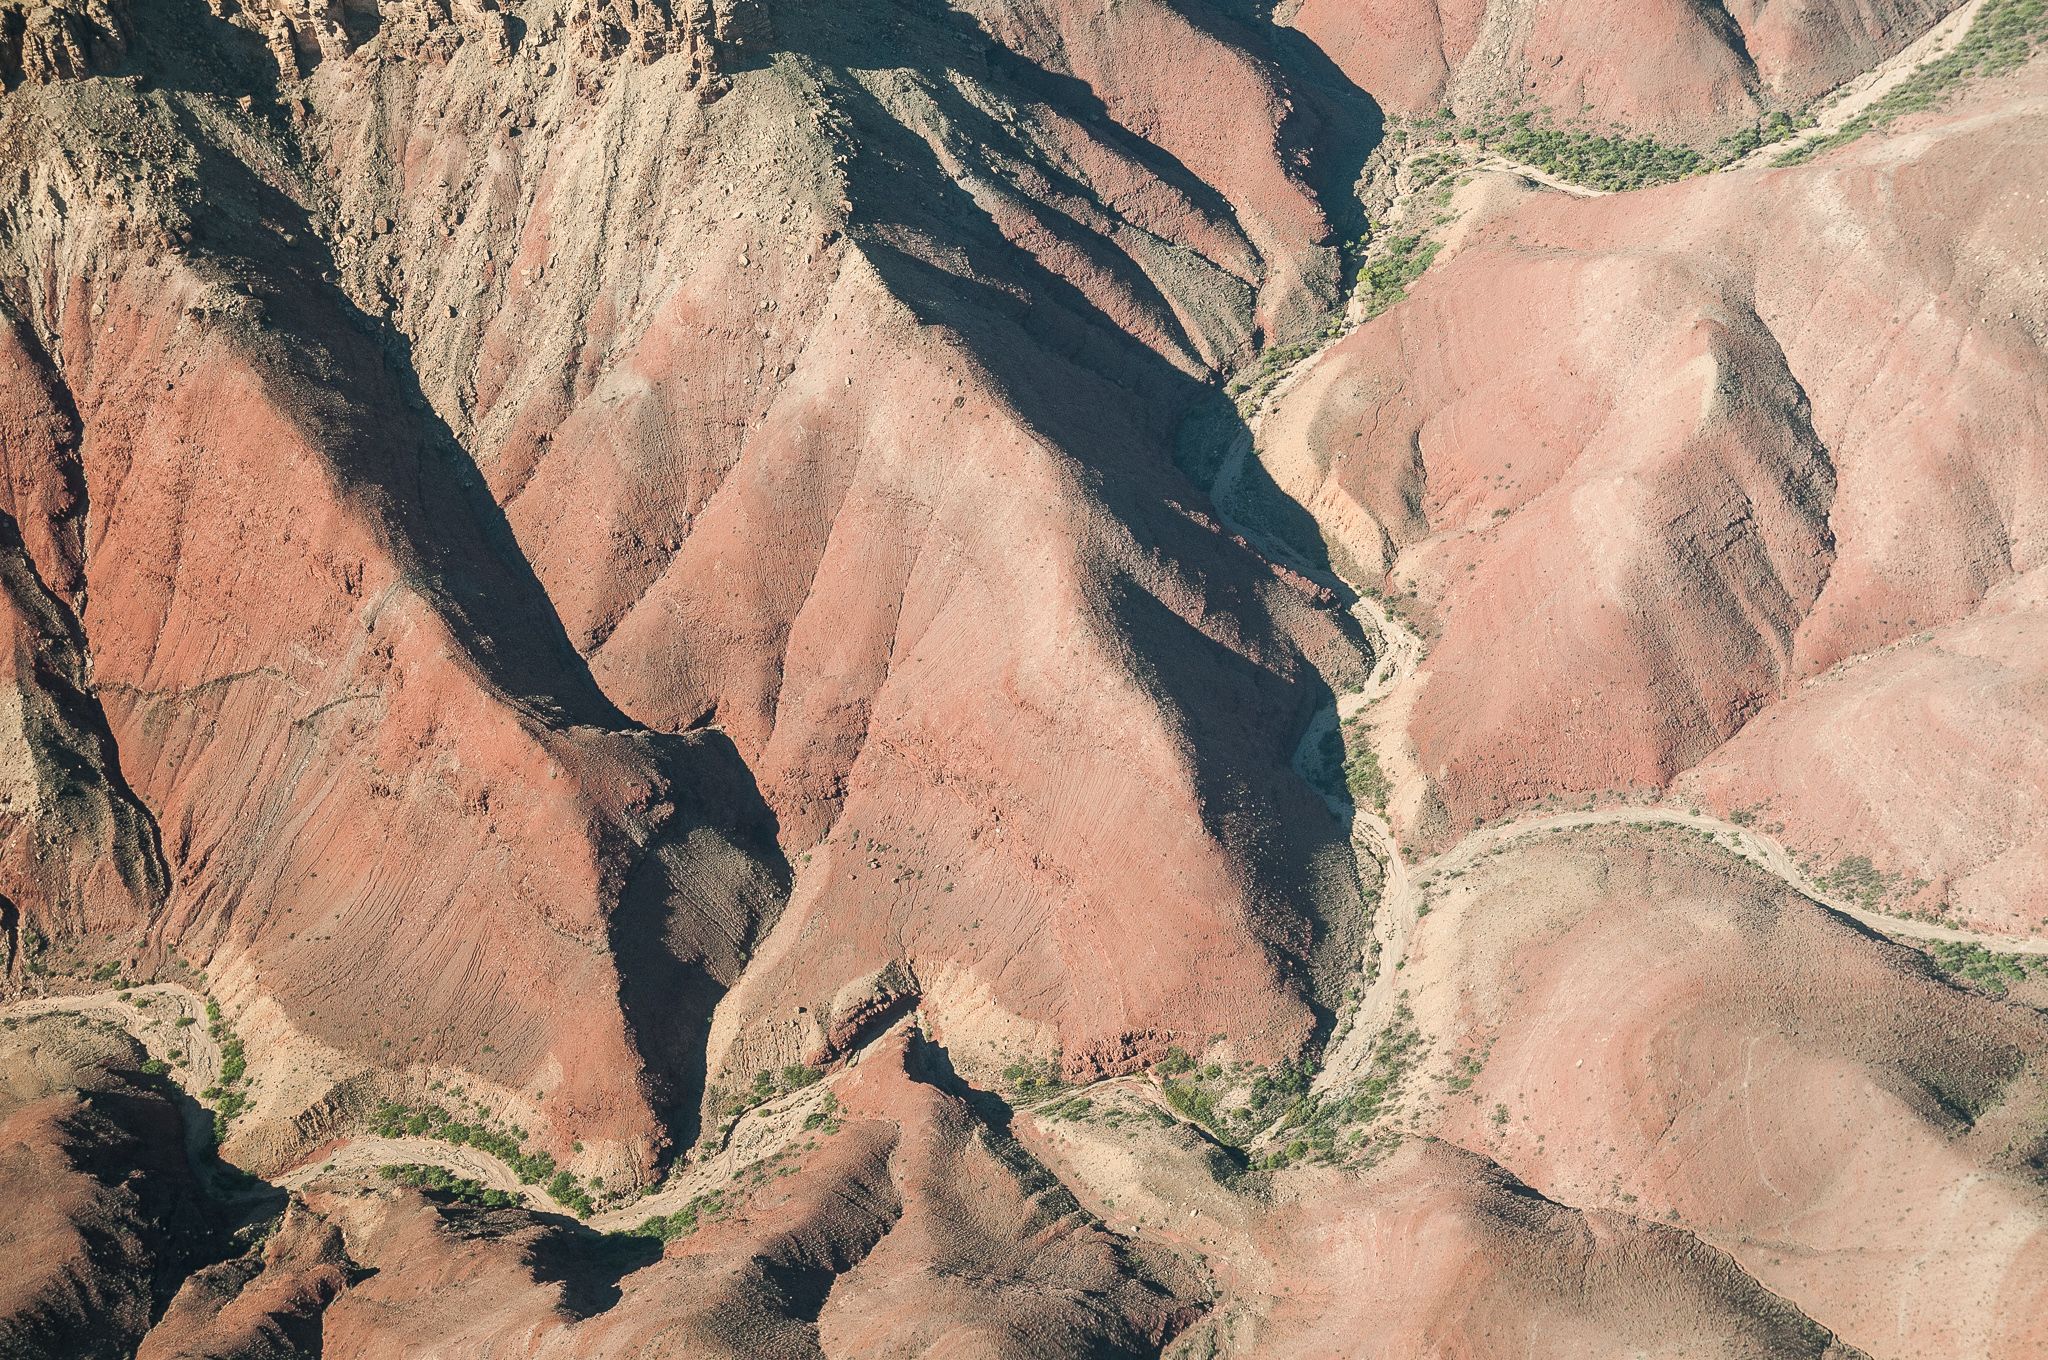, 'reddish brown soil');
1408,827,2048,1358
0,0,2037,1353
1268,56,2048,886
1294,0,1961,132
